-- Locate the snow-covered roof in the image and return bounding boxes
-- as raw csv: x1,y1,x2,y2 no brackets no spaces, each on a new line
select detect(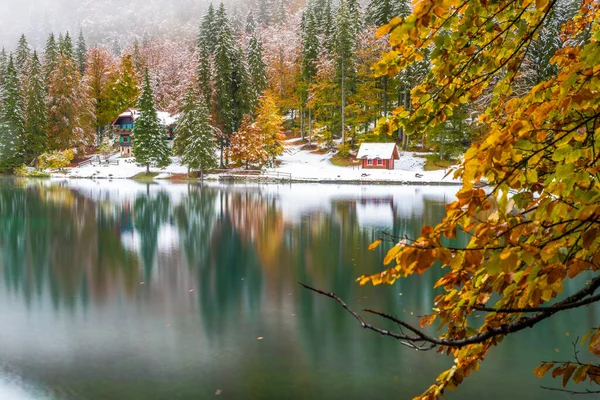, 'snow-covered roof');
357,143,400,160
114,108,178,126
